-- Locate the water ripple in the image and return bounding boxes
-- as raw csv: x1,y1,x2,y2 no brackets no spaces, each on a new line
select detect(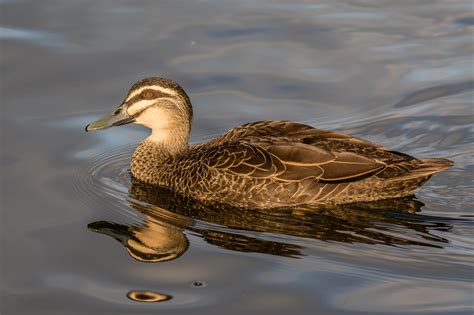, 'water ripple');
394,80,474,108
